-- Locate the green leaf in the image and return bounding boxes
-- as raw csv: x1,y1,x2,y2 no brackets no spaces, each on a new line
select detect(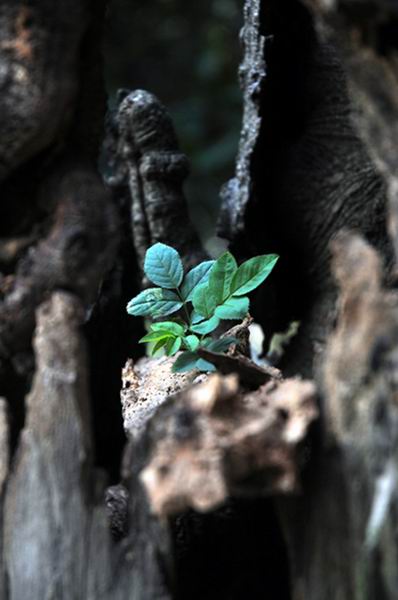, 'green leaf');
208,252,237,304
144,243,184,289
151,337,169,356
126,288,182,317
191,310,205,325
139,330,174,343
192,284,217,319
190,315,220,335
195,359,217,372
230,254,279,296
180,260,215,301
172,351,217,372
206,337,238,353
150,321,186,336
165,336,182,356
184,335,200,352
172,351,199,373
215,296,249,320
